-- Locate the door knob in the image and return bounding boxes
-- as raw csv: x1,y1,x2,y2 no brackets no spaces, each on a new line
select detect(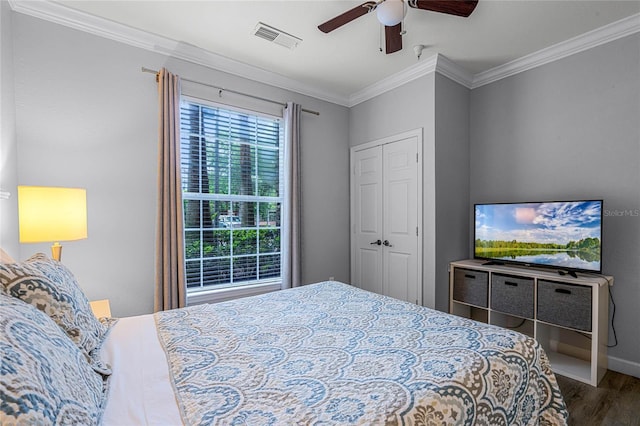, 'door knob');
383,240,393,247
370,240,382,246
